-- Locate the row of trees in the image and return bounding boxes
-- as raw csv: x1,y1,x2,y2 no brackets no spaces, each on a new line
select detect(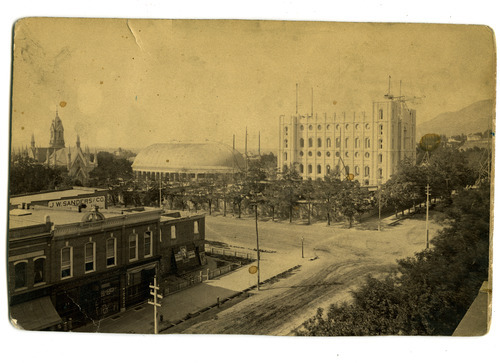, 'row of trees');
382,147,484,217
12,146,487,230
126,146,484,227
9,151,136,196
9,154,72,195
117,159,373,228
294,183,490,335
